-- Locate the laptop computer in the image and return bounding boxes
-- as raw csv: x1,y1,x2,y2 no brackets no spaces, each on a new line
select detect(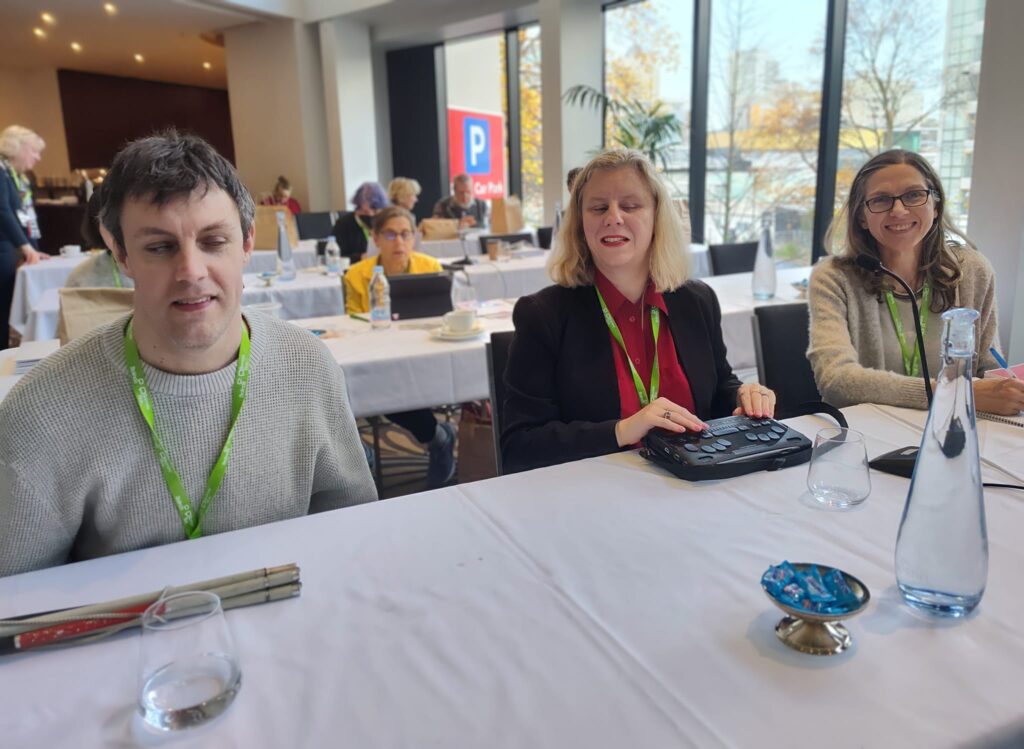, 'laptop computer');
388,272,454,320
